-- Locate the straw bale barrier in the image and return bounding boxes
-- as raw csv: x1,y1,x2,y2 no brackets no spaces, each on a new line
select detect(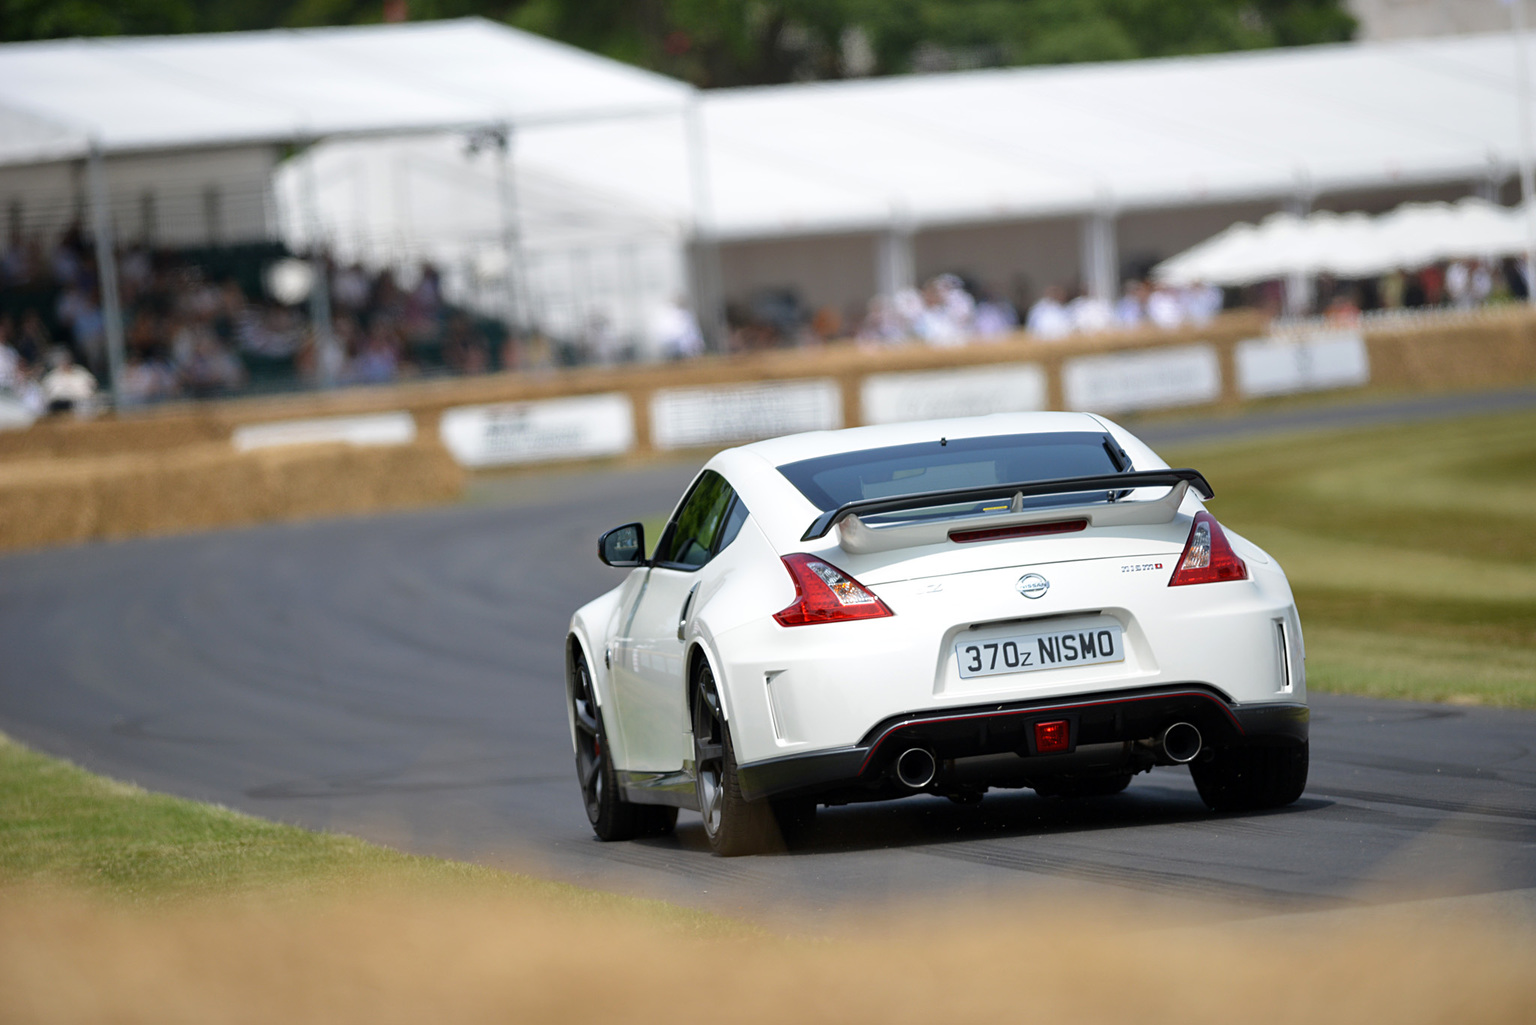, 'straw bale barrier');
1364,307,1536,390
0,306,1532,552
0,439,462,552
